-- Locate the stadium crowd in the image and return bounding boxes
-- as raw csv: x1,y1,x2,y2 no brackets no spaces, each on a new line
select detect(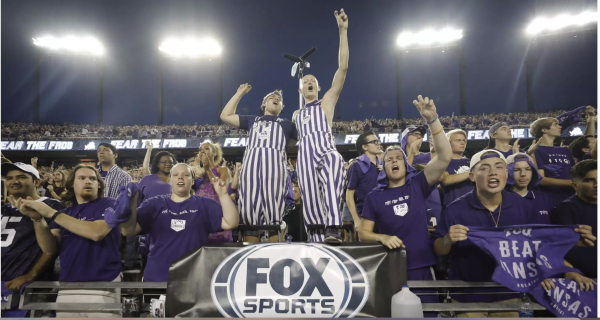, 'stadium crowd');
1,102,597,318
1,109,573,141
